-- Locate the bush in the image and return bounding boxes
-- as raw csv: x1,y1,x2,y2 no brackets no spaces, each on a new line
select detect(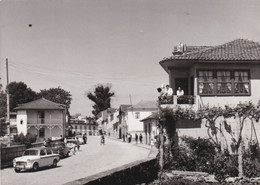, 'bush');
163,137,238,182
13,133,37,148
243,149,260,178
